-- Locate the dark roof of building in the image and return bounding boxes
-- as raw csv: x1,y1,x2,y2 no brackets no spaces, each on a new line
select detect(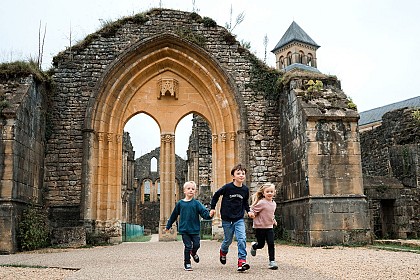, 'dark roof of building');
283,63,321,73
358,96,420,126
272,21,320,53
